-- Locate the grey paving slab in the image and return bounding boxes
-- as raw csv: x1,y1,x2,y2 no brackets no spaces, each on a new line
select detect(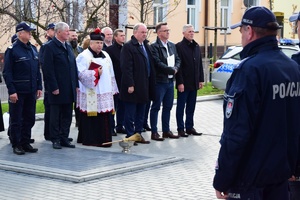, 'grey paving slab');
0,139,184,183
0,96,224,200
